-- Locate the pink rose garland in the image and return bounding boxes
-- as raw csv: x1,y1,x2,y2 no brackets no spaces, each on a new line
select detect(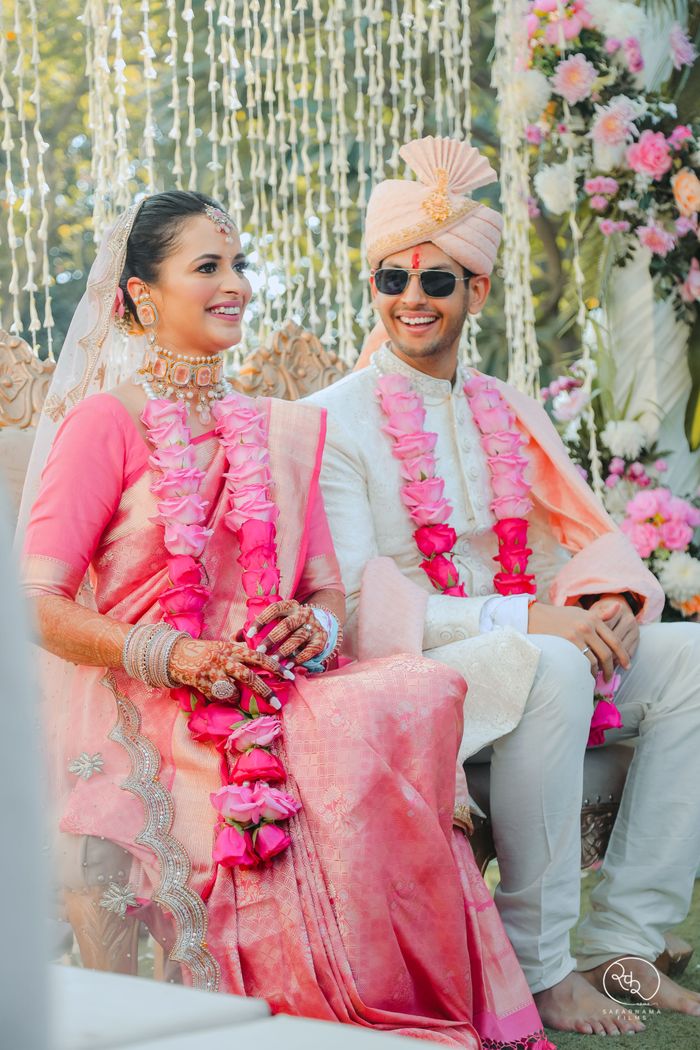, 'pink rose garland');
142,394,301,868
377,370,628,747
